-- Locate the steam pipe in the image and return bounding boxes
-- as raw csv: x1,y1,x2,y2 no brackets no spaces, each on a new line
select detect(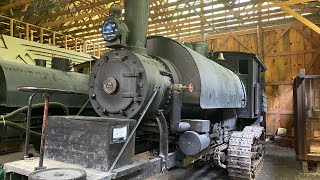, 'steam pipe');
170,91,190,133
124,0,149,54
